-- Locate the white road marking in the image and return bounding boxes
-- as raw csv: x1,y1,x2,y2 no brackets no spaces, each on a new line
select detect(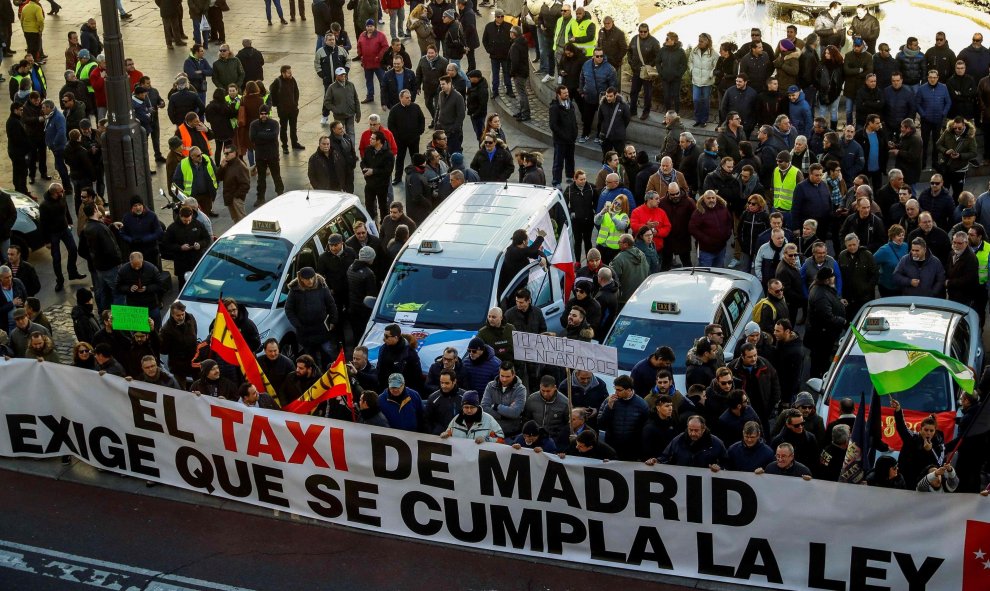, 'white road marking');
0,539,256,591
